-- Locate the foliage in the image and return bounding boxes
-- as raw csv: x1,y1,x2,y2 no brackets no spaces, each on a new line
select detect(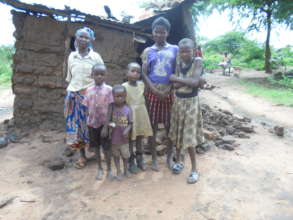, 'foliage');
203,31,265,70
271,46,293,70
239,80,293,107
204,31,246,54
209,0,293,73
138,0,176,10
268,76,293,89
211,0,293,30
203,51,222,70
0,45,14,87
